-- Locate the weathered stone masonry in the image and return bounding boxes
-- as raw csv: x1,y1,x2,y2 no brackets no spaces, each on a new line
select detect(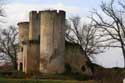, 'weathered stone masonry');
40,10,65,73
17,10,92,75
18,10,65,74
